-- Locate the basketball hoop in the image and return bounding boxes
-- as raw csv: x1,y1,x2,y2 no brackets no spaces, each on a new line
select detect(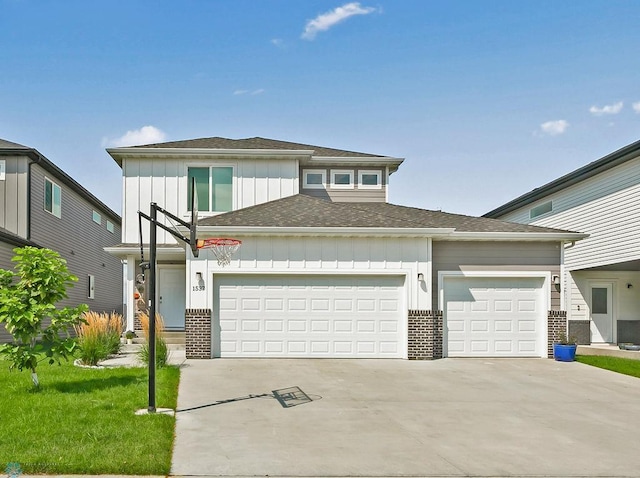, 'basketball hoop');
197,238,242,266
